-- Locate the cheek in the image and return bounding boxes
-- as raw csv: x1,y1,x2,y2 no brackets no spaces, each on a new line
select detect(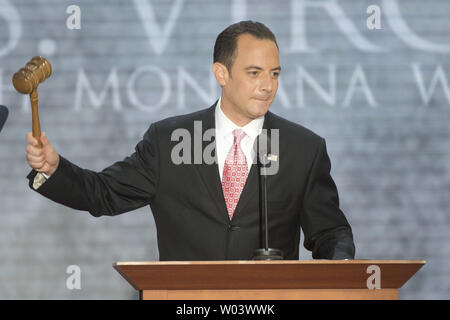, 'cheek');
246,81,260,95
234,81,255,98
